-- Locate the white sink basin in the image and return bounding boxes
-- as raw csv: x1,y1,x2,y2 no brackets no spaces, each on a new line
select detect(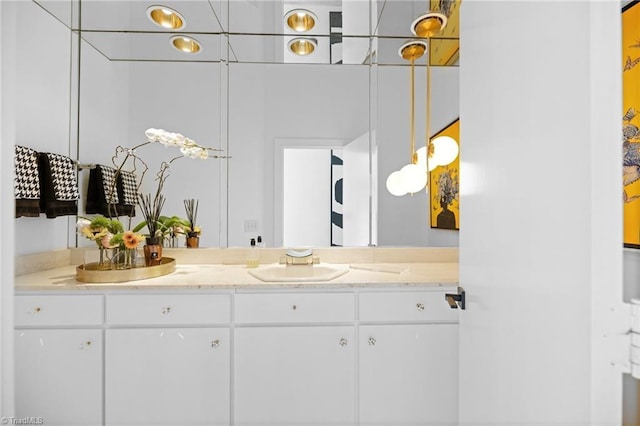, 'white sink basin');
248,264,349,282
